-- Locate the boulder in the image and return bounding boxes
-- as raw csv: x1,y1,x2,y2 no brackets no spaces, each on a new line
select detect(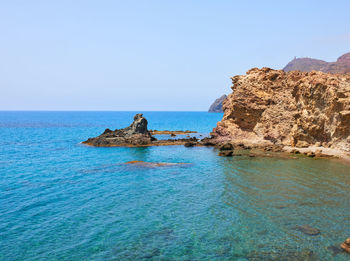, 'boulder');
217,143,235,156
306,152,316,158
218,150,233,157
218,143,234,151
201,137,216,146
184,142,195,147
341,238,350,253
315,149,323,157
